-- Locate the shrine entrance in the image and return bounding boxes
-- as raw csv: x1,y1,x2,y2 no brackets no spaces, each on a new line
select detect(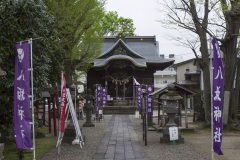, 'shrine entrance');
107,81,133,100
106,59,133,102
86,35,174,111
